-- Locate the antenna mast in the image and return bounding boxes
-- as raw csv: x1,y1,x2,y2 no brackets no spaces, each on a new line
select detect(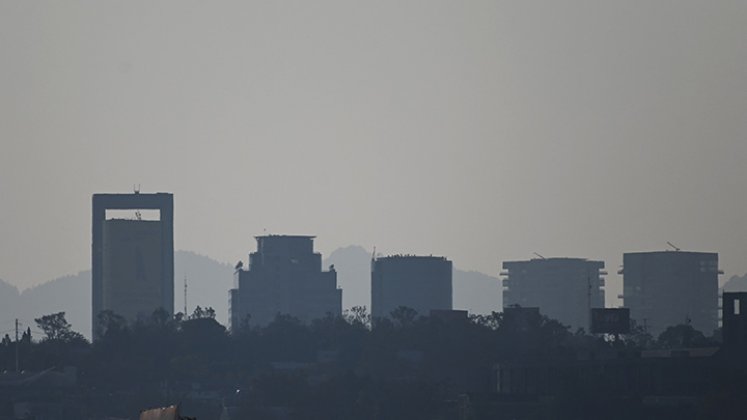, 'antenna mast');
184,275,188,316
15,319,19,372
587,274,592,332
